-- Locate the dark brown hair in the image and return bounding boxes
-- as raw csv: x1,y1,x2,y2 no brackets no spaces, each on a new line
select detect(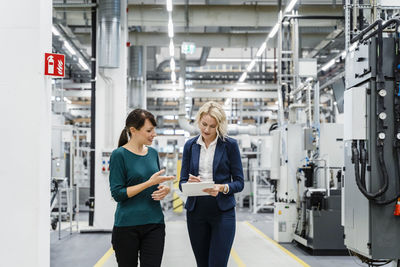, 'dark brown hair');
118,109,157,147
